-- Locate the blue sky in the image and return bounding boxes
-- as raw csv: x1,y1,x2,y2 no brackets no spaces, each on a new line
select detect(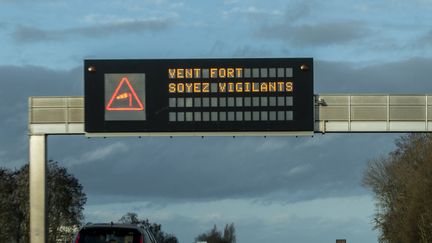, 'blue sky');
1,0,431,68
1,0,432,242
